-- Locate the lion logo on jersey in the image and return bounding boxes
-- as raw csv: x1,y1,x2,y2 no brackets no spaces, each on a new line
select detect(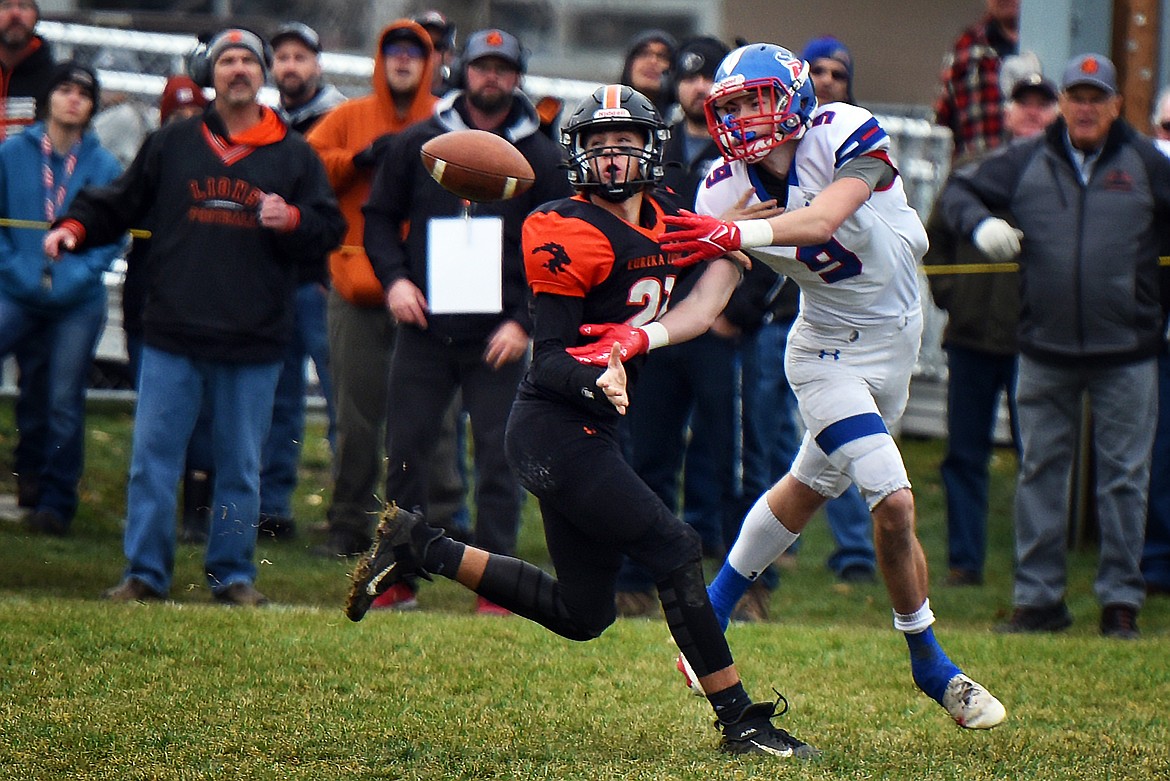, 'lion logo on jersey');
533,242,572,275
